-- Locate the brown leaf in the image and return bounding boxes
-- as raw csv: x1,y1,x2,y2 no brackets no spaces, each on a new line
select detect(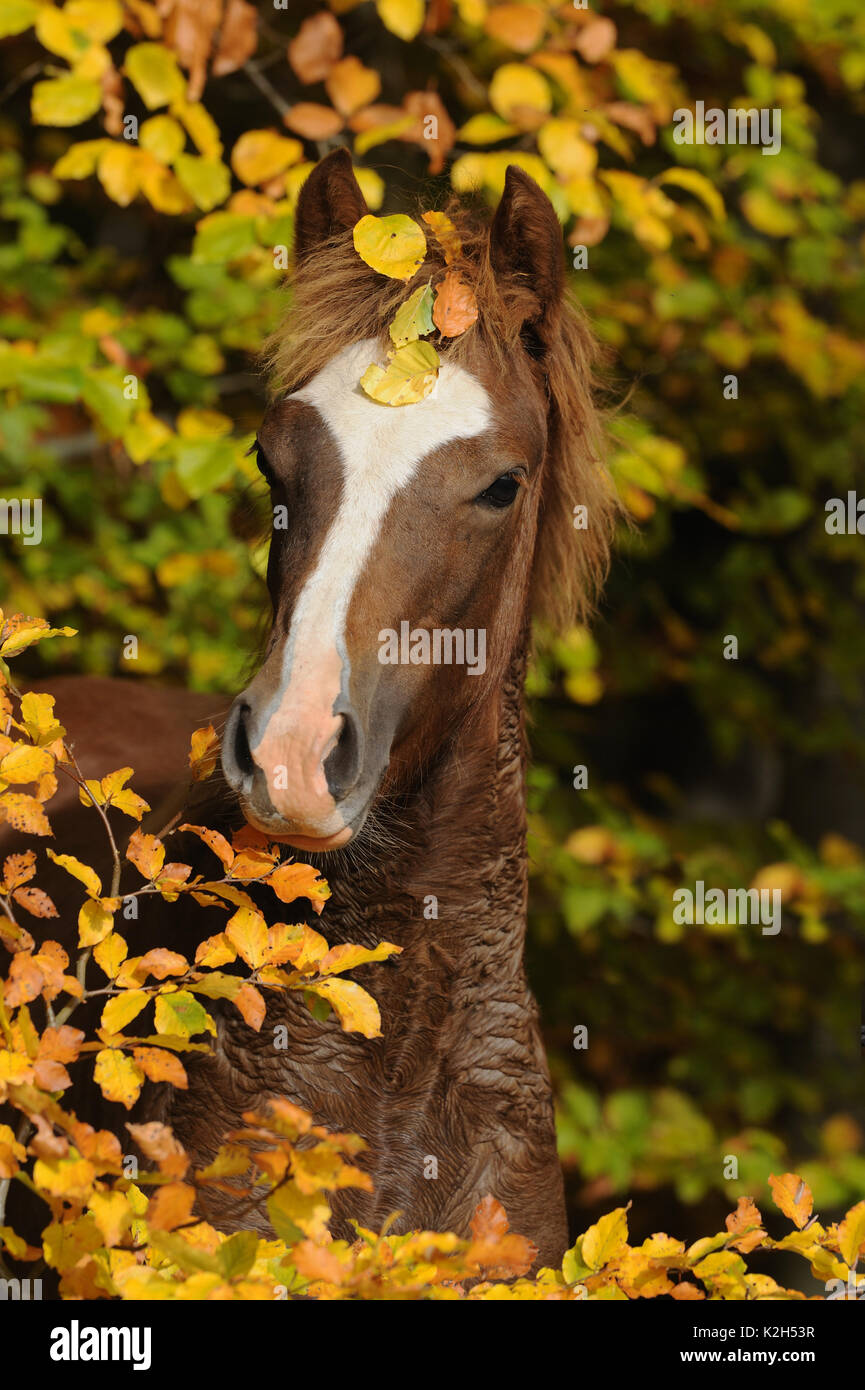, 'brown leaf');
403,91,456,174
288,10,343,84
573,15,617,64
164,0,222,103
211,0,258,77
285,102,344,140
433,270,478,337
2,851,36,891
